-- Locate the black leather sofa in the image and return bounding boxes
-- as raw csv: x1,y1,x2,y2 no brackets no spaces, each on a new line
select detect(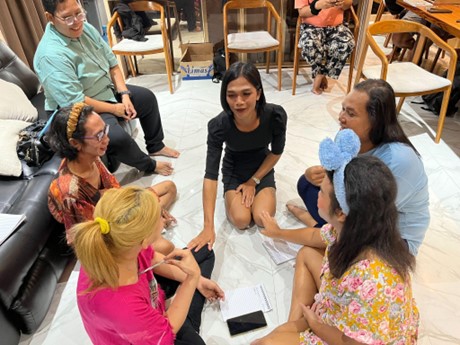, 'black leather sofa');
0,42,72,345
